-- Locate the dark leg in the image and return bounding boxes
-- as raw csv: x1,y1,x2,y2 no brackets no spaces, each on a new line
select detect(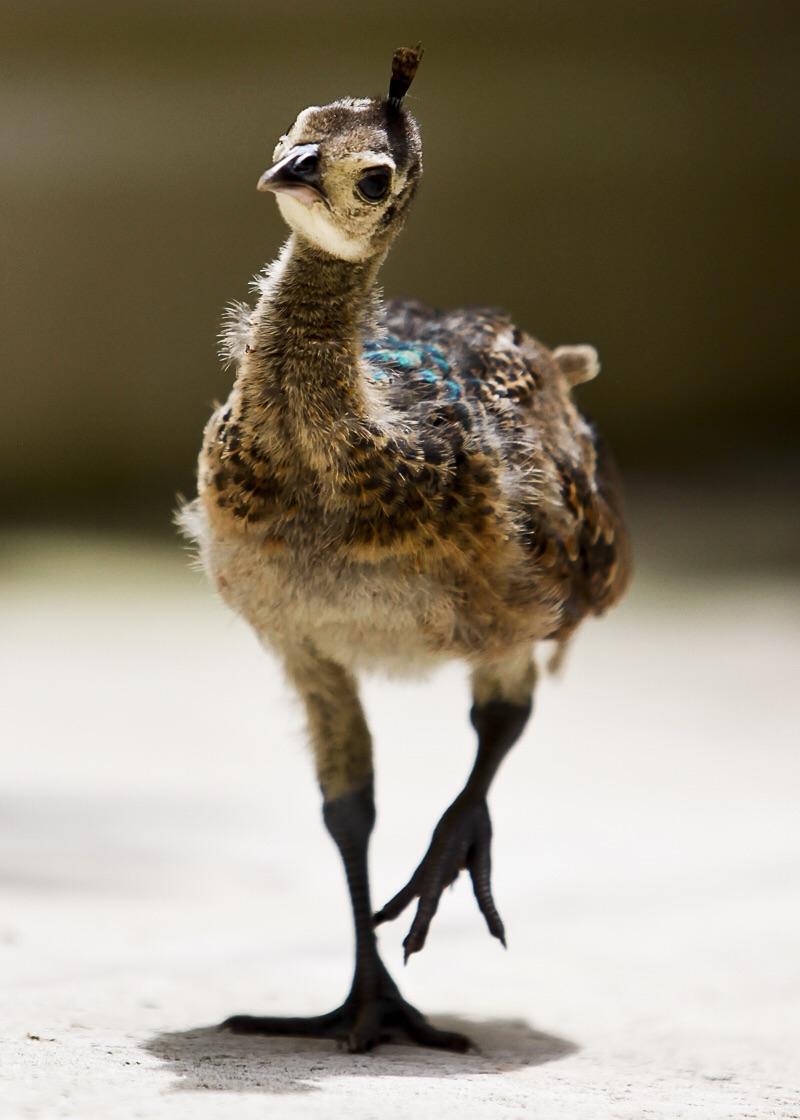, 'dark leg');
224,781,470,1052
223,647,471,1053
375,651,535,960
